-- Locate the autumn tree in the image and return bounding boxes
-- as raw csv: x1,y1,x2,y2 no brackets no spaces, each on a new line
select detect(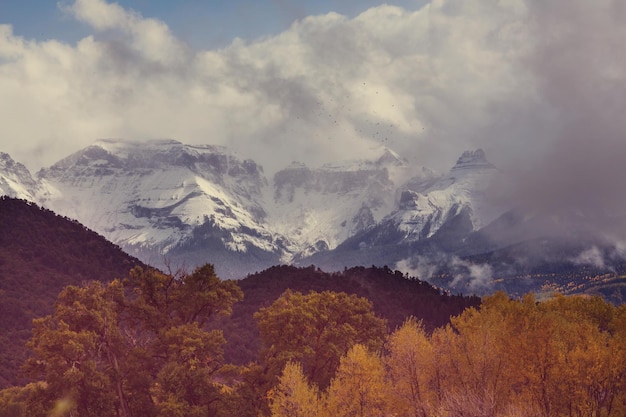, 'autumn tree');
324,344,388,417
261,292,626,417
432,292,521,417
23,264,242,417
430,292,626,417
268,362,320,417
25,280,127,417
255,290,387,390
121,265,242,416
536,294,626,417
385,318,436,417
